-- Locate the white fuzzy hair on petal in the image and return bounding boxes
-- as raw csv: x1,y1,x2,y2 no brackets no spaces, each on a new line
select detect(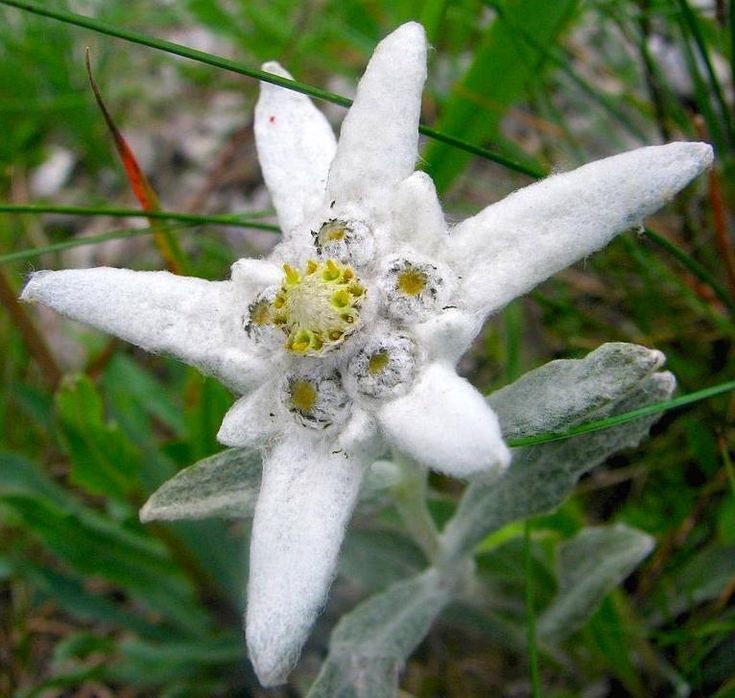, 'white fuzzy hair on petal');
21,267,266,393
378,362,510,477
450,142,714,317
328,22,427,208
246,434,369,686
390,171,448,255
255,61,337,234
